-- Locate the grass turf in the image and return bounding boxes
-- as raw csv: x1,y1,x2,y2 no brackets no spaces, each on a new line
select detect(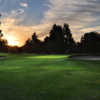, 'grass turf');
0,53,100,100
